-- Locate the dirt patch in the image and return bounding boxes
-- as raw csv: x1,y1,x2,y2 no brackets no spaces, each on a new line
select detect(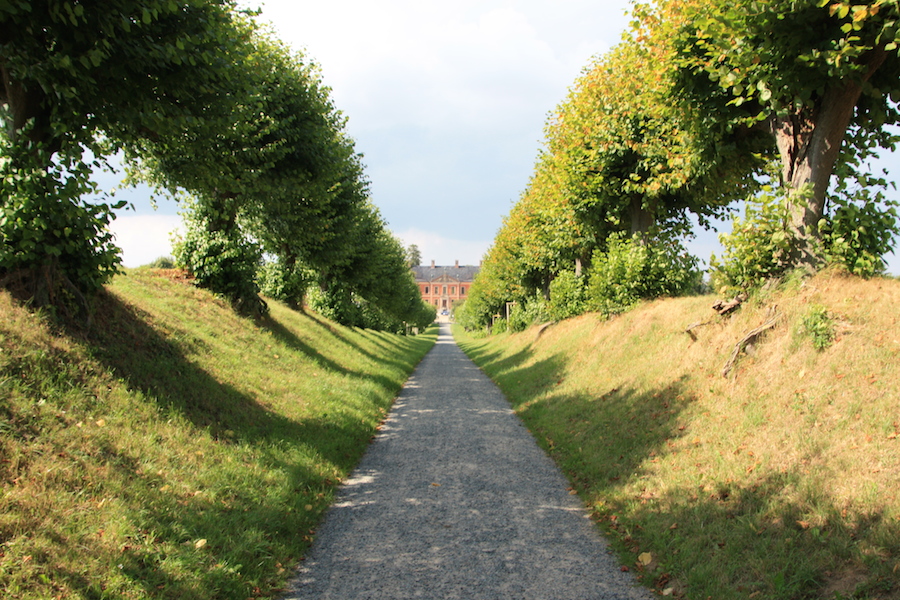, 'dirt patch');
820,566,869,599
150,268,195,284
